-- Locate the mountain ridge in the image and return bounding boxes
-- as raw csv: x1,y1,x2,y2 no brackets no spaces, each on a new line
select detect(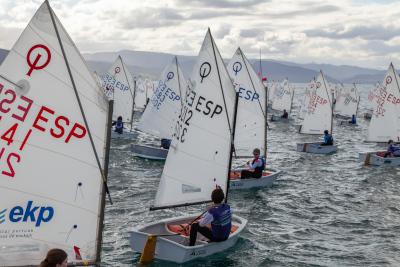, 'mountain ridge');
0,48,387,84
